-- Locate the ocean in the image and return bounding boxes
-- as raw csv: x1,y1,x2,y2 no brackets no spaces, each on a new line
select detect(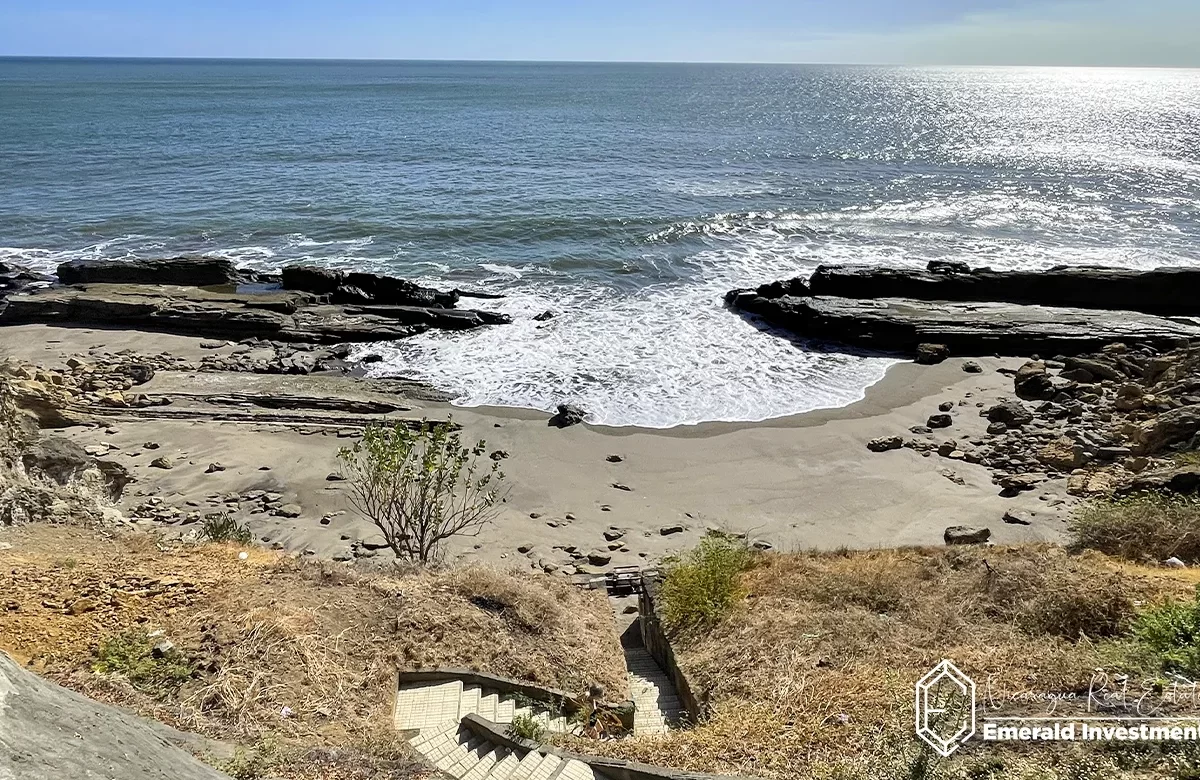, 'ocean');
1,58,1197,427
